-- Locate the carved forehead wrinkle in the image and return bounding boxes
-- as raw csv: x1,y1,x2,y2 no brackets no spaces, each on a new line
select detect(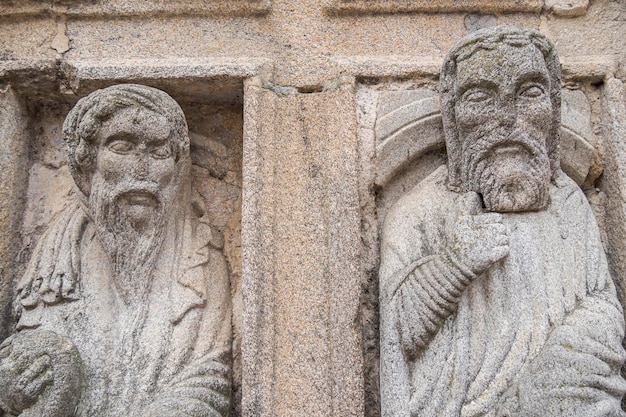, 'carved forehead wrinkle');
455,44,549,93
96,106,172,144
